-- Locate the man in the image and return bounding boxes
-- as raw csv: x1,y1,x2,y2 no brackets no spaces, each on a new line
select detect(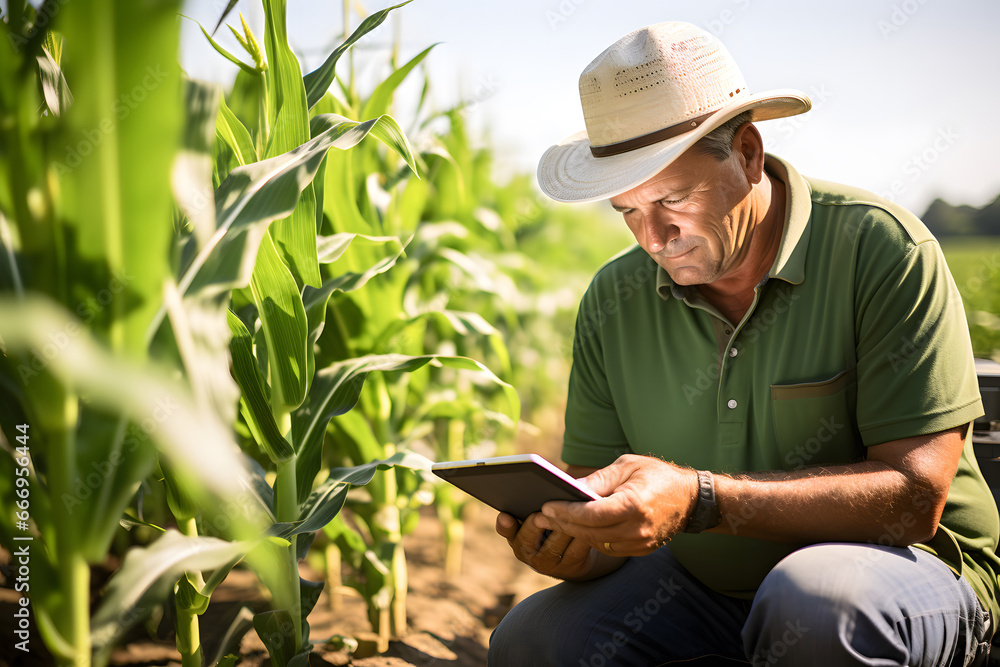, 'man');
488,21,1000,666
